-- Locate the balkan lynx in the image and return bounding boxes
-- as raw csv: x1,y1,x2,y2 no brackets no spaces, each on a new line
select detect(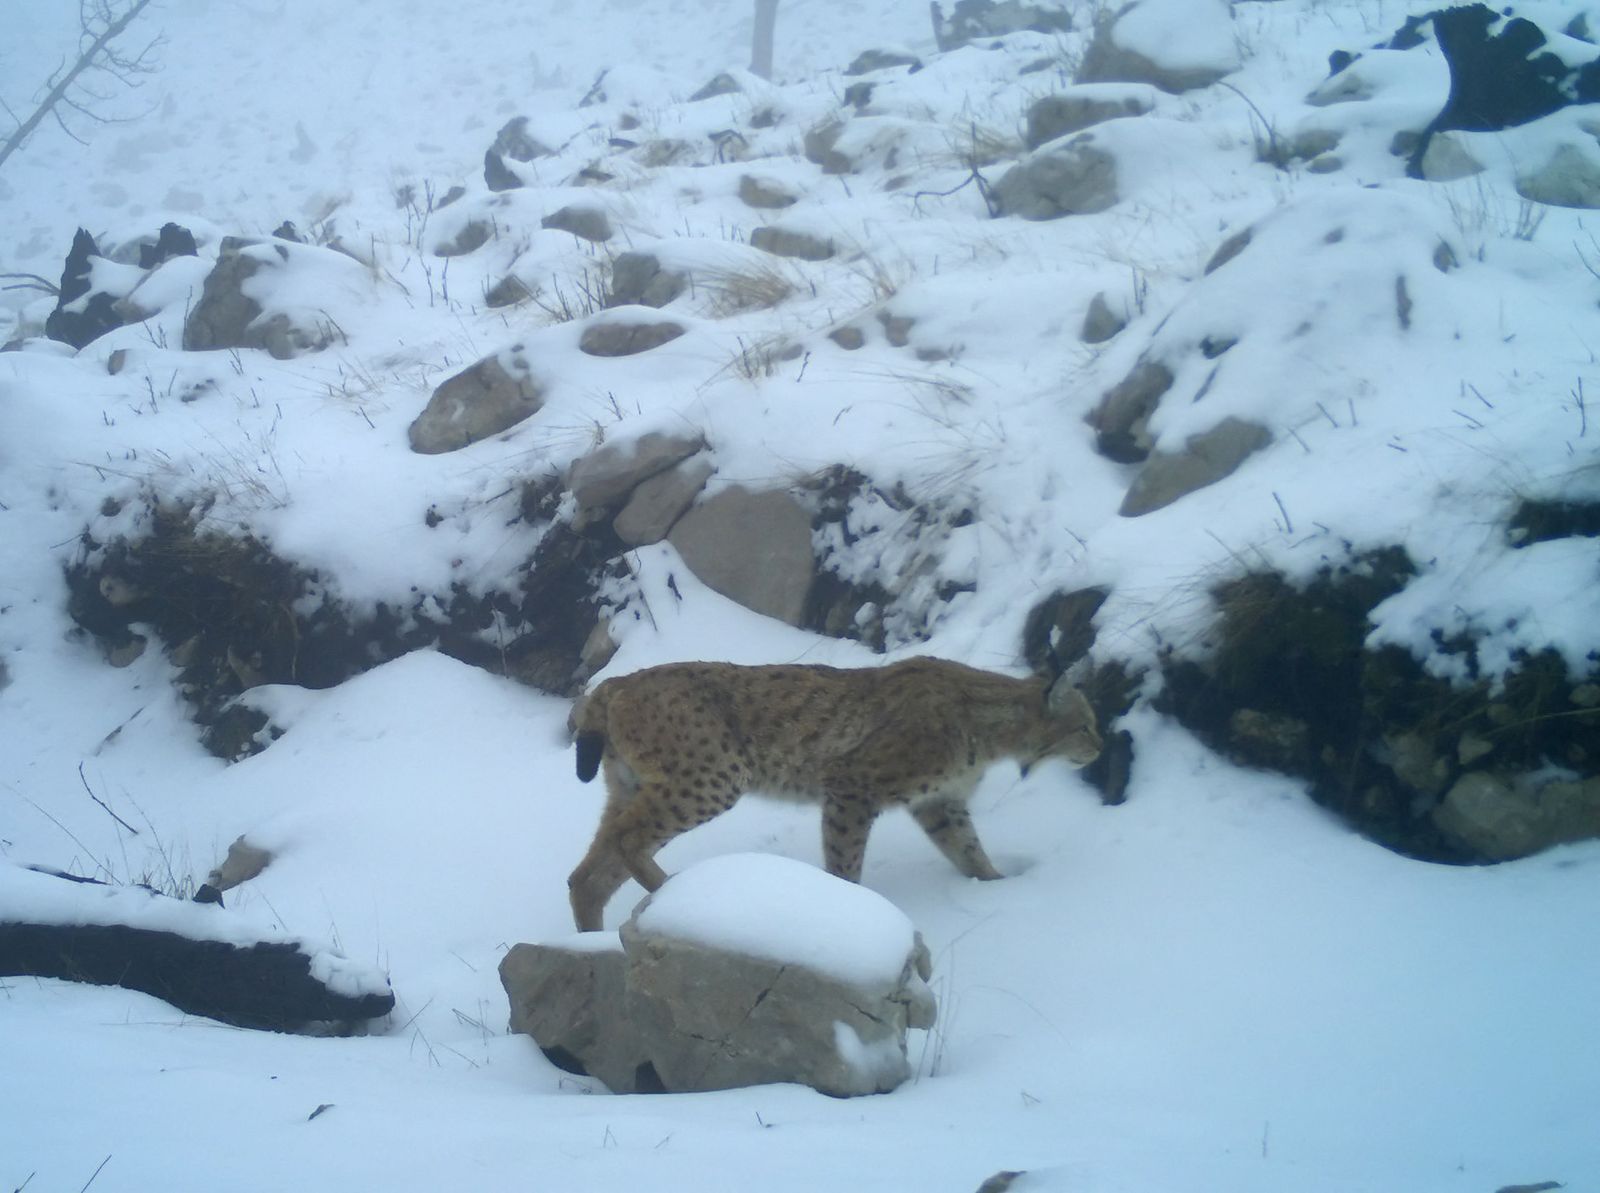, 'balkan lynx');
565,657,1101,931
